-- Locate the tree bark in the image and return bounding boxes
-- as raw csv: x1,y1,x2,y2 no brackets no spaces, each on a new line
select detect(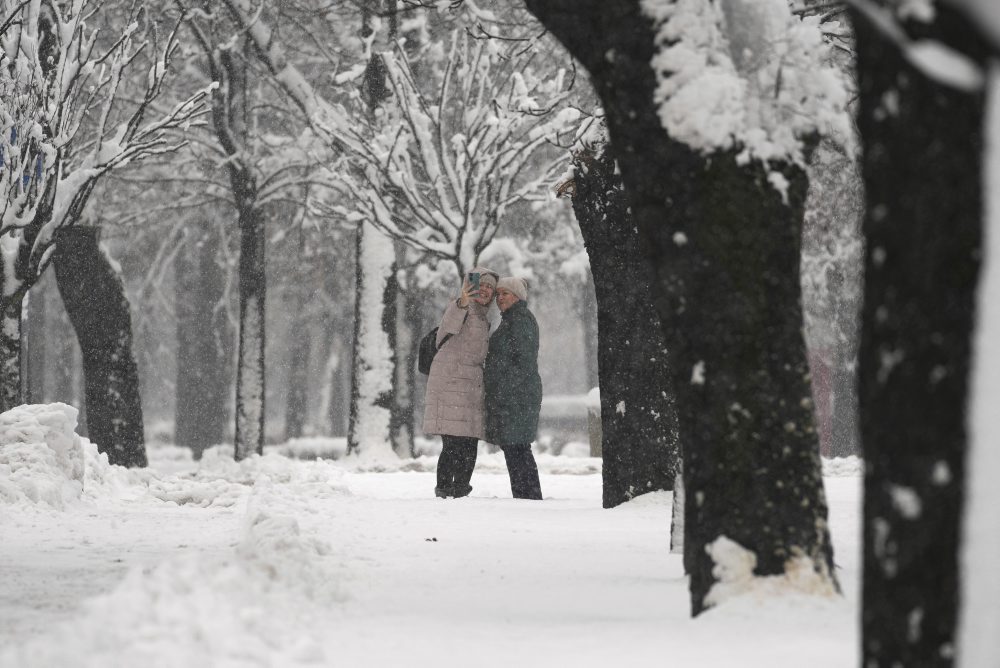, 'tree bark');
234,198,266,460
283,225,312,441
525,0,835,615
175,221,232,458
566,146,680,508
0,238,23,412
851,7,991,665
284,303,310,440
53,227,146,467
390,247,417,457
